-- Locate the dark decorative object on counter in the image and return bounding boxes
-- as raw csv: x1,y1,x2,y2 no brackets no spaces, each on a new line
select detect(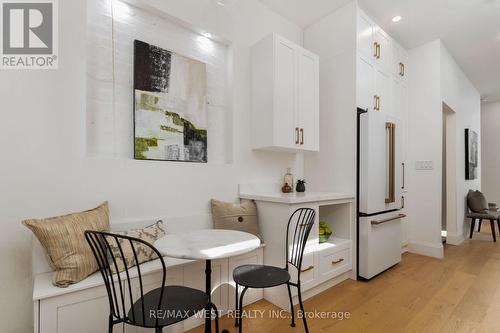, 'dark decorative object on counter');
296,179,306,192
